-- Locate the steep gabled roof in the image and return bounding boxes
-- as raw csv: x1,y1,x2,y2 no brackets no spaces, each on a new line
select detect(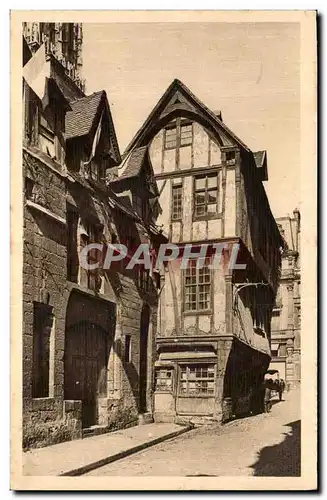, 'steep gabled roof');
65,91,104,140
115,146,148,181
124,78,250,156
65,90,121,165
